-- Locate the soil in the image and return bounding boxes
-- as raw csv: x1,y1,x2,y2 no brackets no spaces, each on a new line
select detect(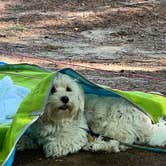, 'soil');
0,0,166,165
